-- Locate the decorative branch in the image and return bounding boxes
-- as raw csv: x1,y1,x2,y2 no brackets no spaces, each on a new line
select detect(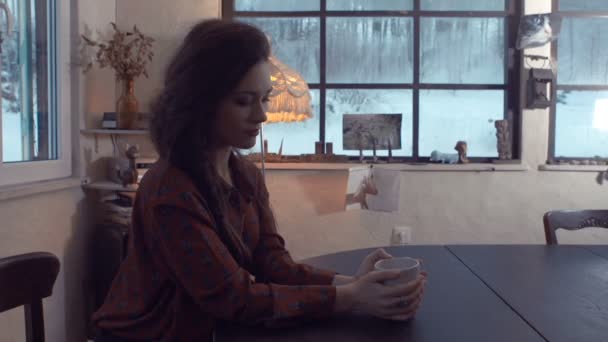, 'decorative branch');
81,22,154,81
